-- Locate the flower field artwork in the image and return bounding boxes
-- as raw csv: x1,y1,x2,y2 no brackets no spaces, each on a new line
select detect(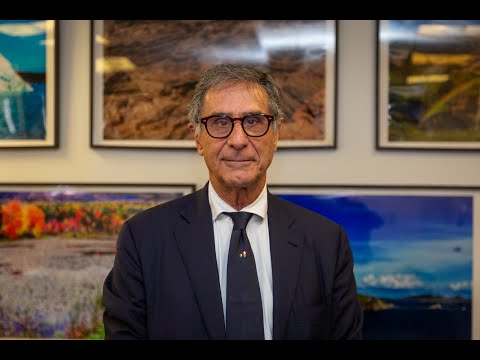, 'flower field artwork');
0,184,194,338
